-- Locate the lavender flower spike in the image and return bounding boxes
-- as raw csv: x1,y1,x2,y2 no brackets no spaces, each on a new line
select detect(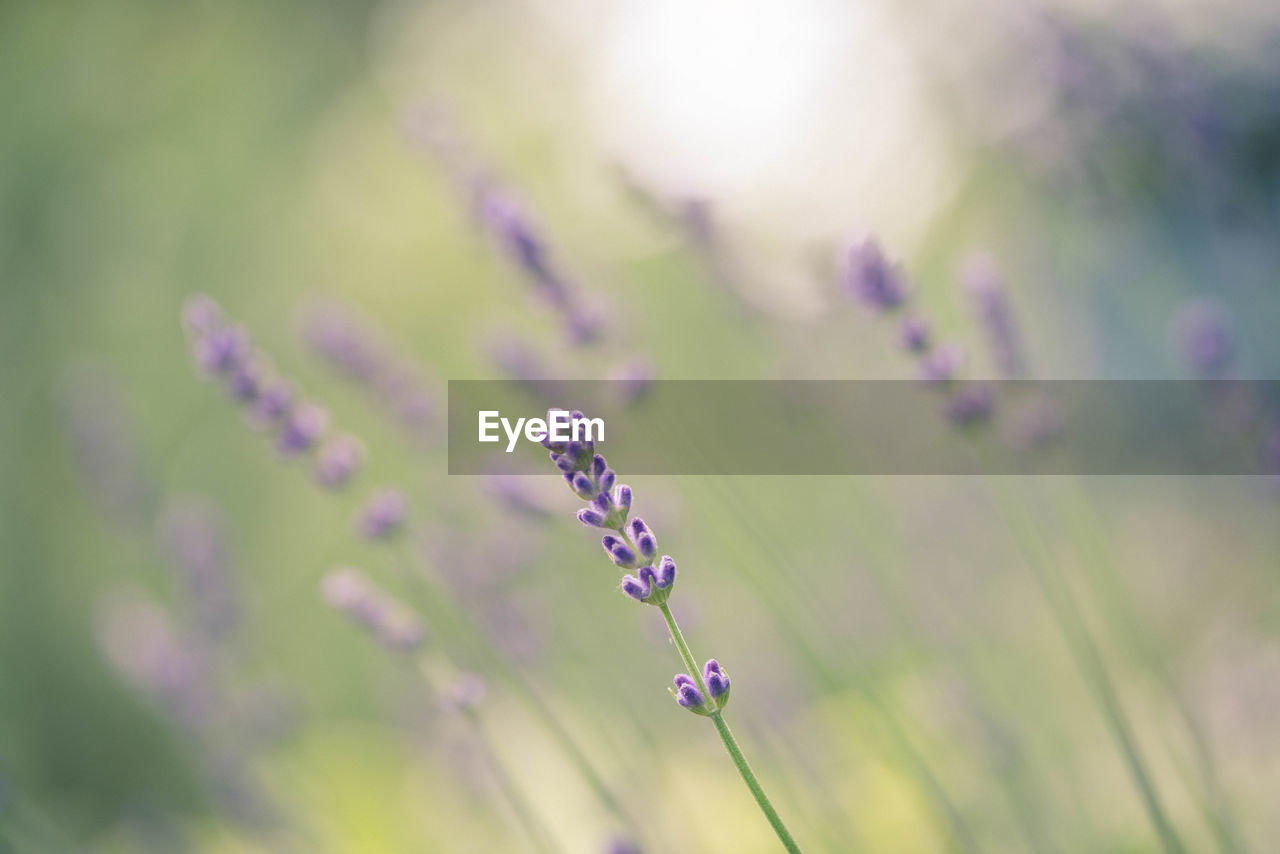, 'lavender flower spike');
546,412,804,852
962,253,1026,379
